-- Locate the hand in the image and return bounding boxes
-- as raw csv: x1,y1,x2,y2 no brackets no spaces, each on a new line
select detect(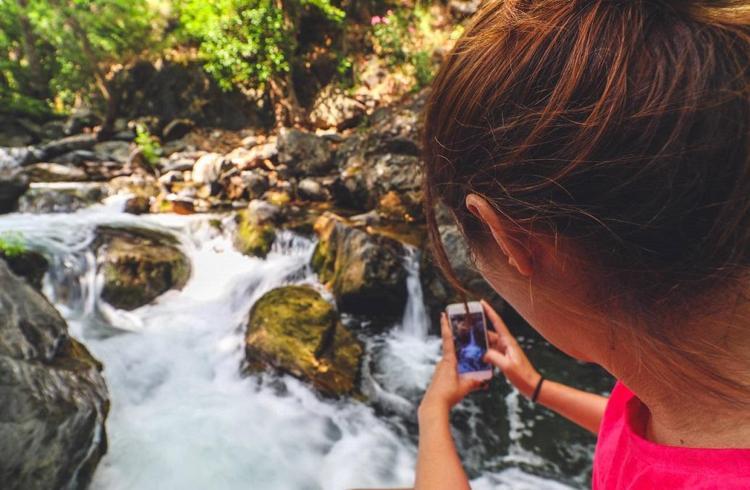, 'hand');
481,299,541,398
419,312,485,418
